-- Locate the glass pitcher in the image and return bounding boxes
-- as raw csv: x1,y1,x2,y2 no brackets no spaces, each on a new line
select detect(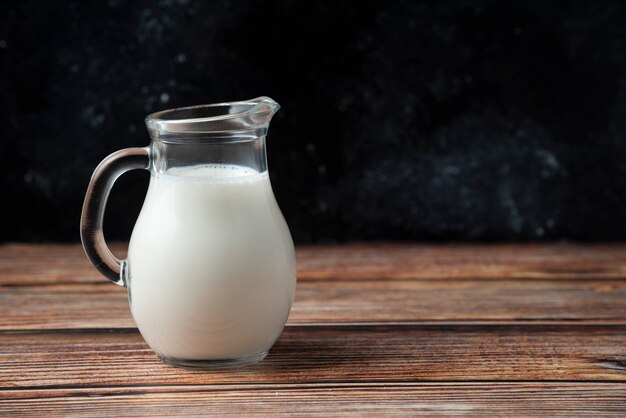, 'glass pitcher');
80,97,296,368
